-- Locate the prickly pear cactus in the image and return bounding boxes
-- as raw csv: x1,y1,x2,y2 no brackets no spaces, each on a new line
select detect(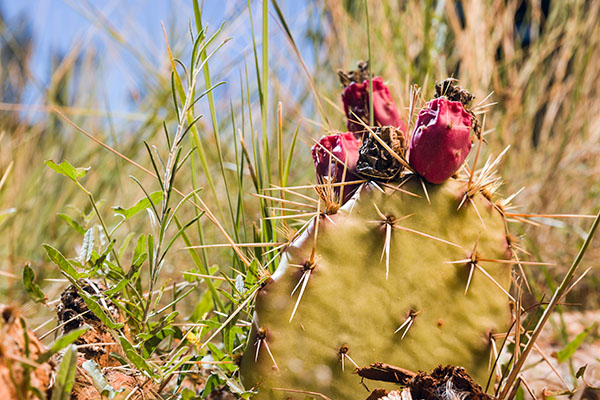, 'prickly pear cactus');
240,177,512,399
